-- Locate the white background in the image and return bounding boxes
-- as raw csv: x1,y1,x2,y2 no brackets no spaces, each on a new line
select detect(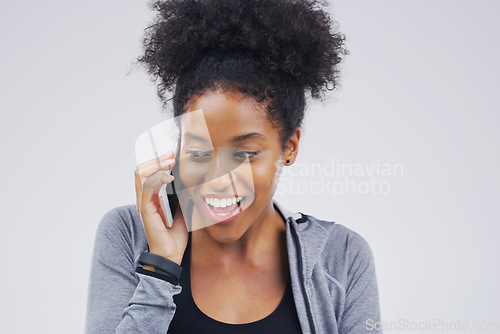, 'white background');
1,0,498,333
